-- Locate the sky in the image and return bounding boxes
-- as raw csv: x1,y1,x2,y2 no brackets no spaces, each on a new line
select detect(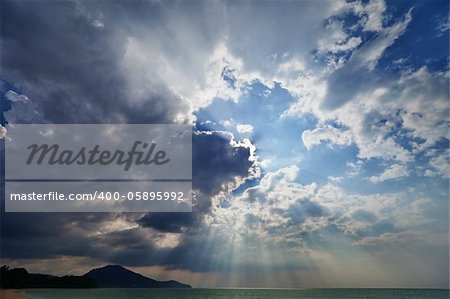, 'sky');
0,0,449,289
